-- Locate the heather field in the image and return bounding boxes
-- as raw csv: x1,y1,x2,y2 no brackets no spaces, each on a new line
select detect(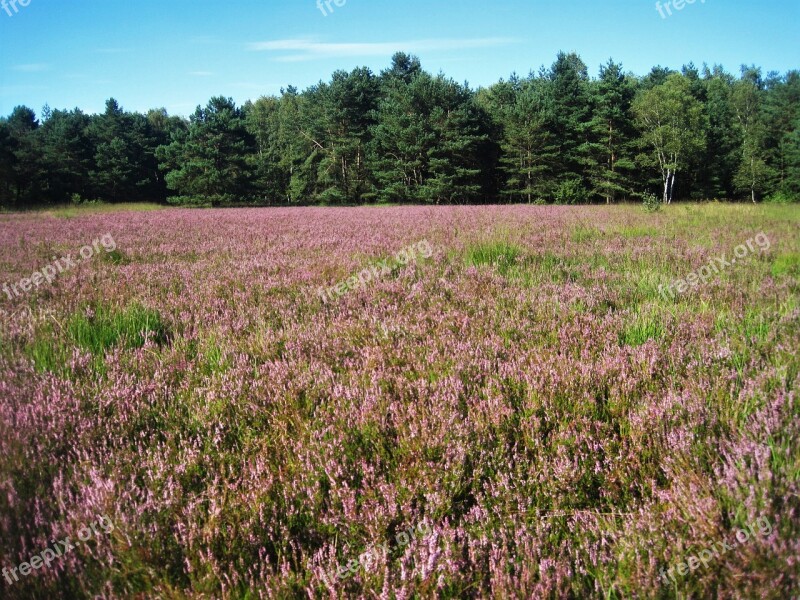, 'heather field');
1,203,800,599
